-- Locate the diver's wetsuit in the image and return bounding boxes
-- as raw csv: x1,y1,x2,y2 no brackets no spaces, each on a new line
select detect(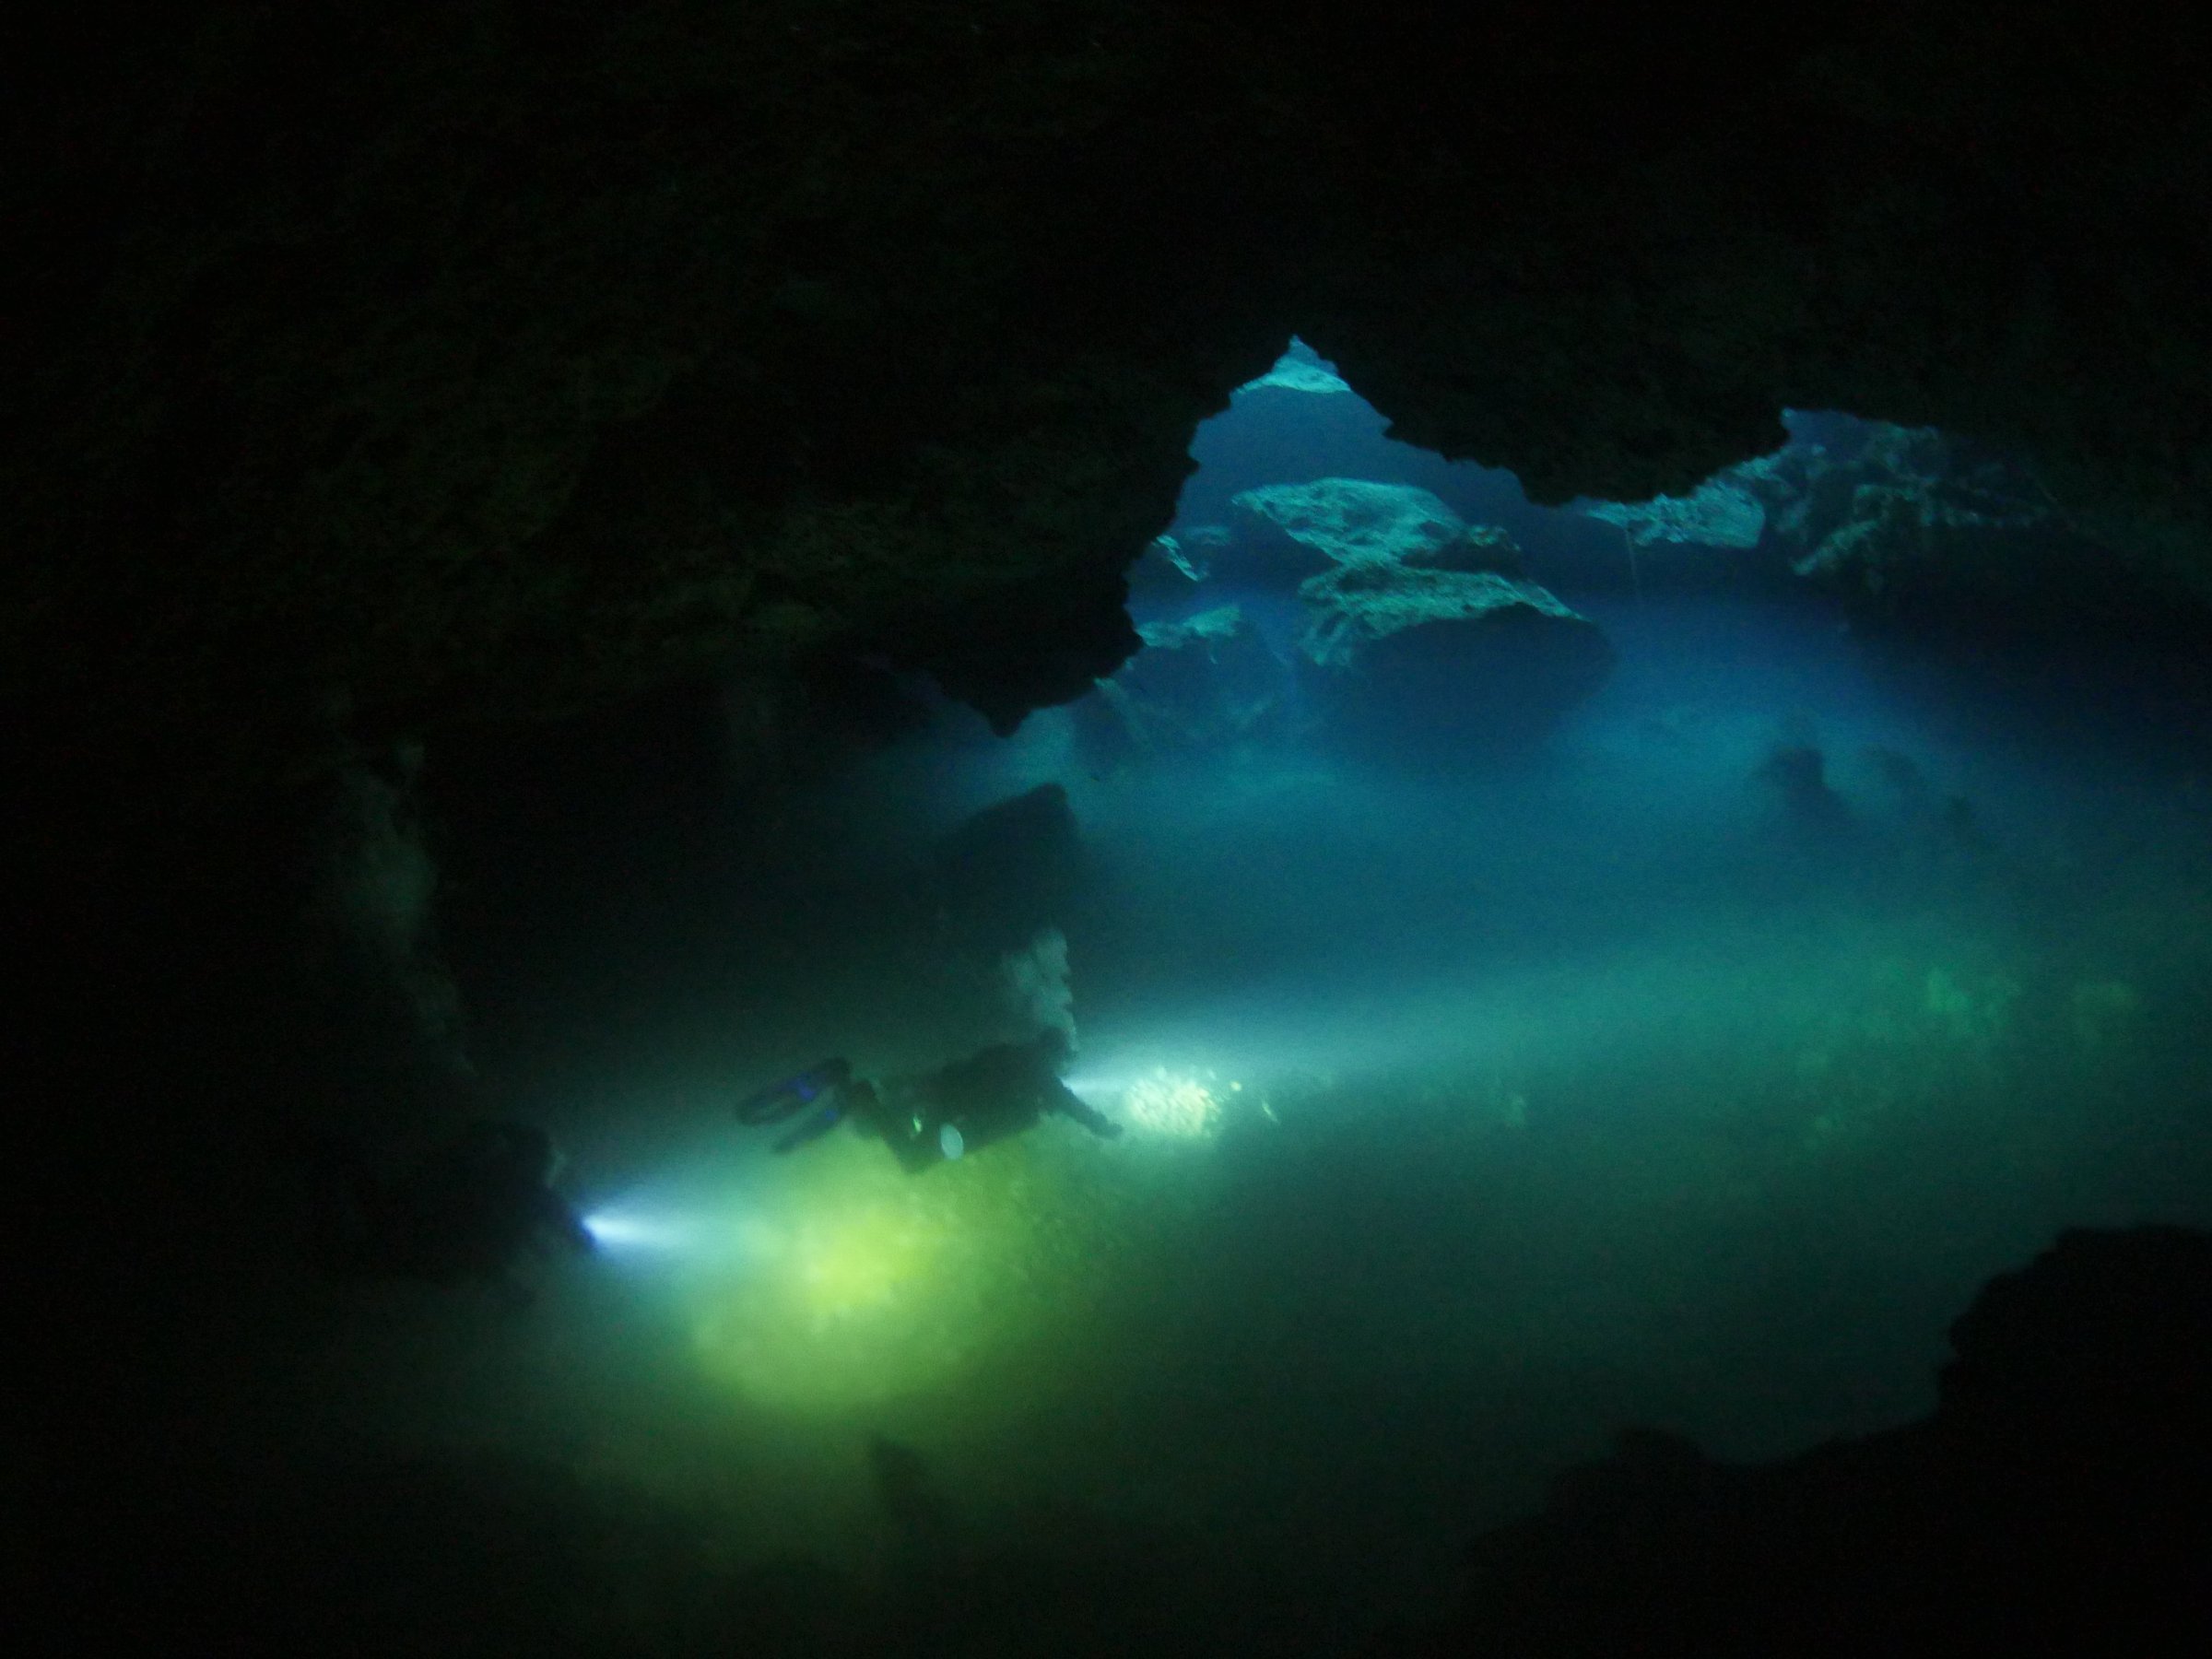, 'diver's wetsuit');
772,1032,1118,1172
